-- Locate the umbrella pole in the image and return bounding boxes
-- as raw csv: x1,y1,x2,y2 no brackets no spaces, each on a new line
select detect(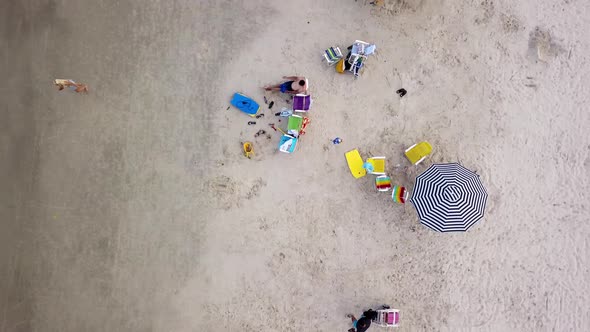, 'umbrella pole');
270,123,287,135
